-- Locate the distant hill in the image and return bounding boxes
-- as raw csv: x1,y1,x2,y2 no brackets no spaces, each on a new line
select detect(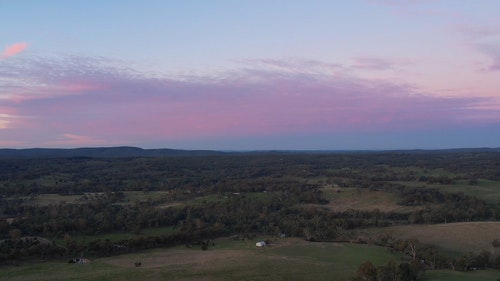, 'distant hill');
0,146,226,158
0,146,498,159
390,147,500,154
